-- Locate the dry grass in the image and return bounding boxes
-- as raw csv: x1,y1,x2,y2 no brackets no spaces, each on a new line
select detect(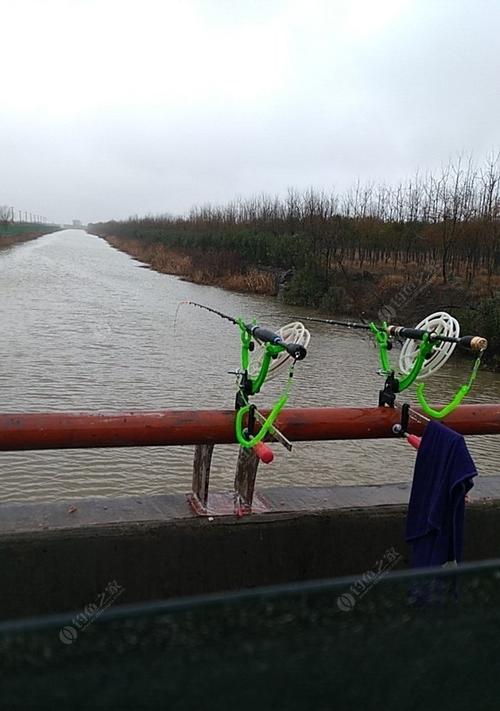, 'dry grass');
220,269,276,294
106,236,277,295
0,231,46,250
377,274,408,291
